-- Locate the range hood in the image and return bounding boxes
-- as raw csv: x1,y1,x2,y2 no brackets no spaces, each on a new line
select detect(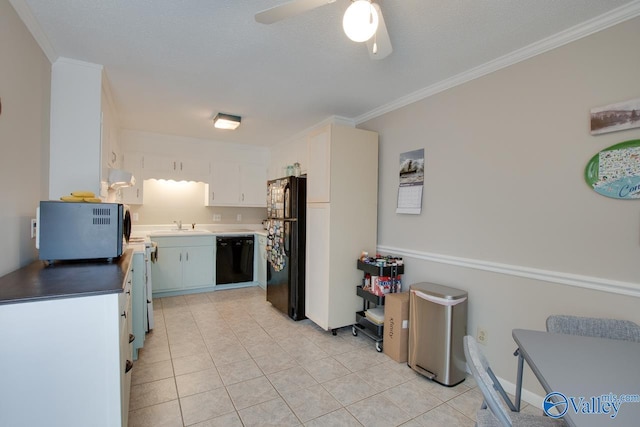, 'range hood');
108,168,136,189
